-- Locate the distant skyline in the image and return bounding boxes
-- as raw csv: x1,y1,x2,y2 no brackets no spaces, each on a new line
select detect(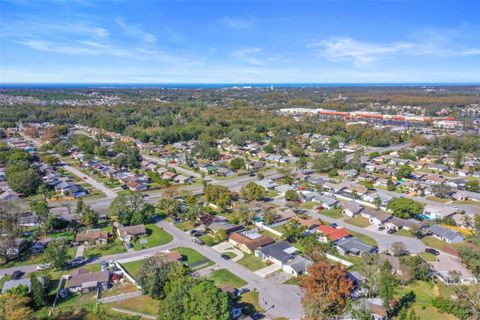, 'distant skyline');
1,1,480,84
